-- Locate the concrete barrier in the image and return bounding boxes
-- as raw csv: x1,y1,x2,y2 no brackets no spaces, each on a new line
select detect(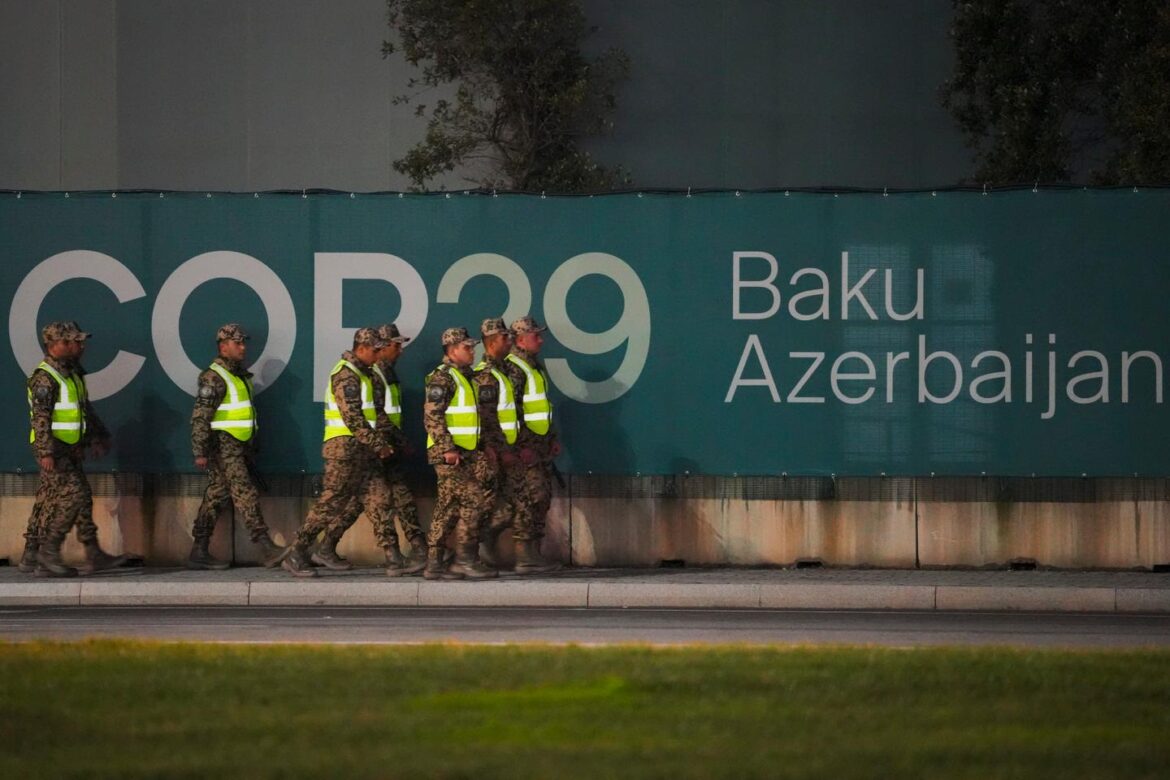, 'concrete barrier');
2,474,1169,570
